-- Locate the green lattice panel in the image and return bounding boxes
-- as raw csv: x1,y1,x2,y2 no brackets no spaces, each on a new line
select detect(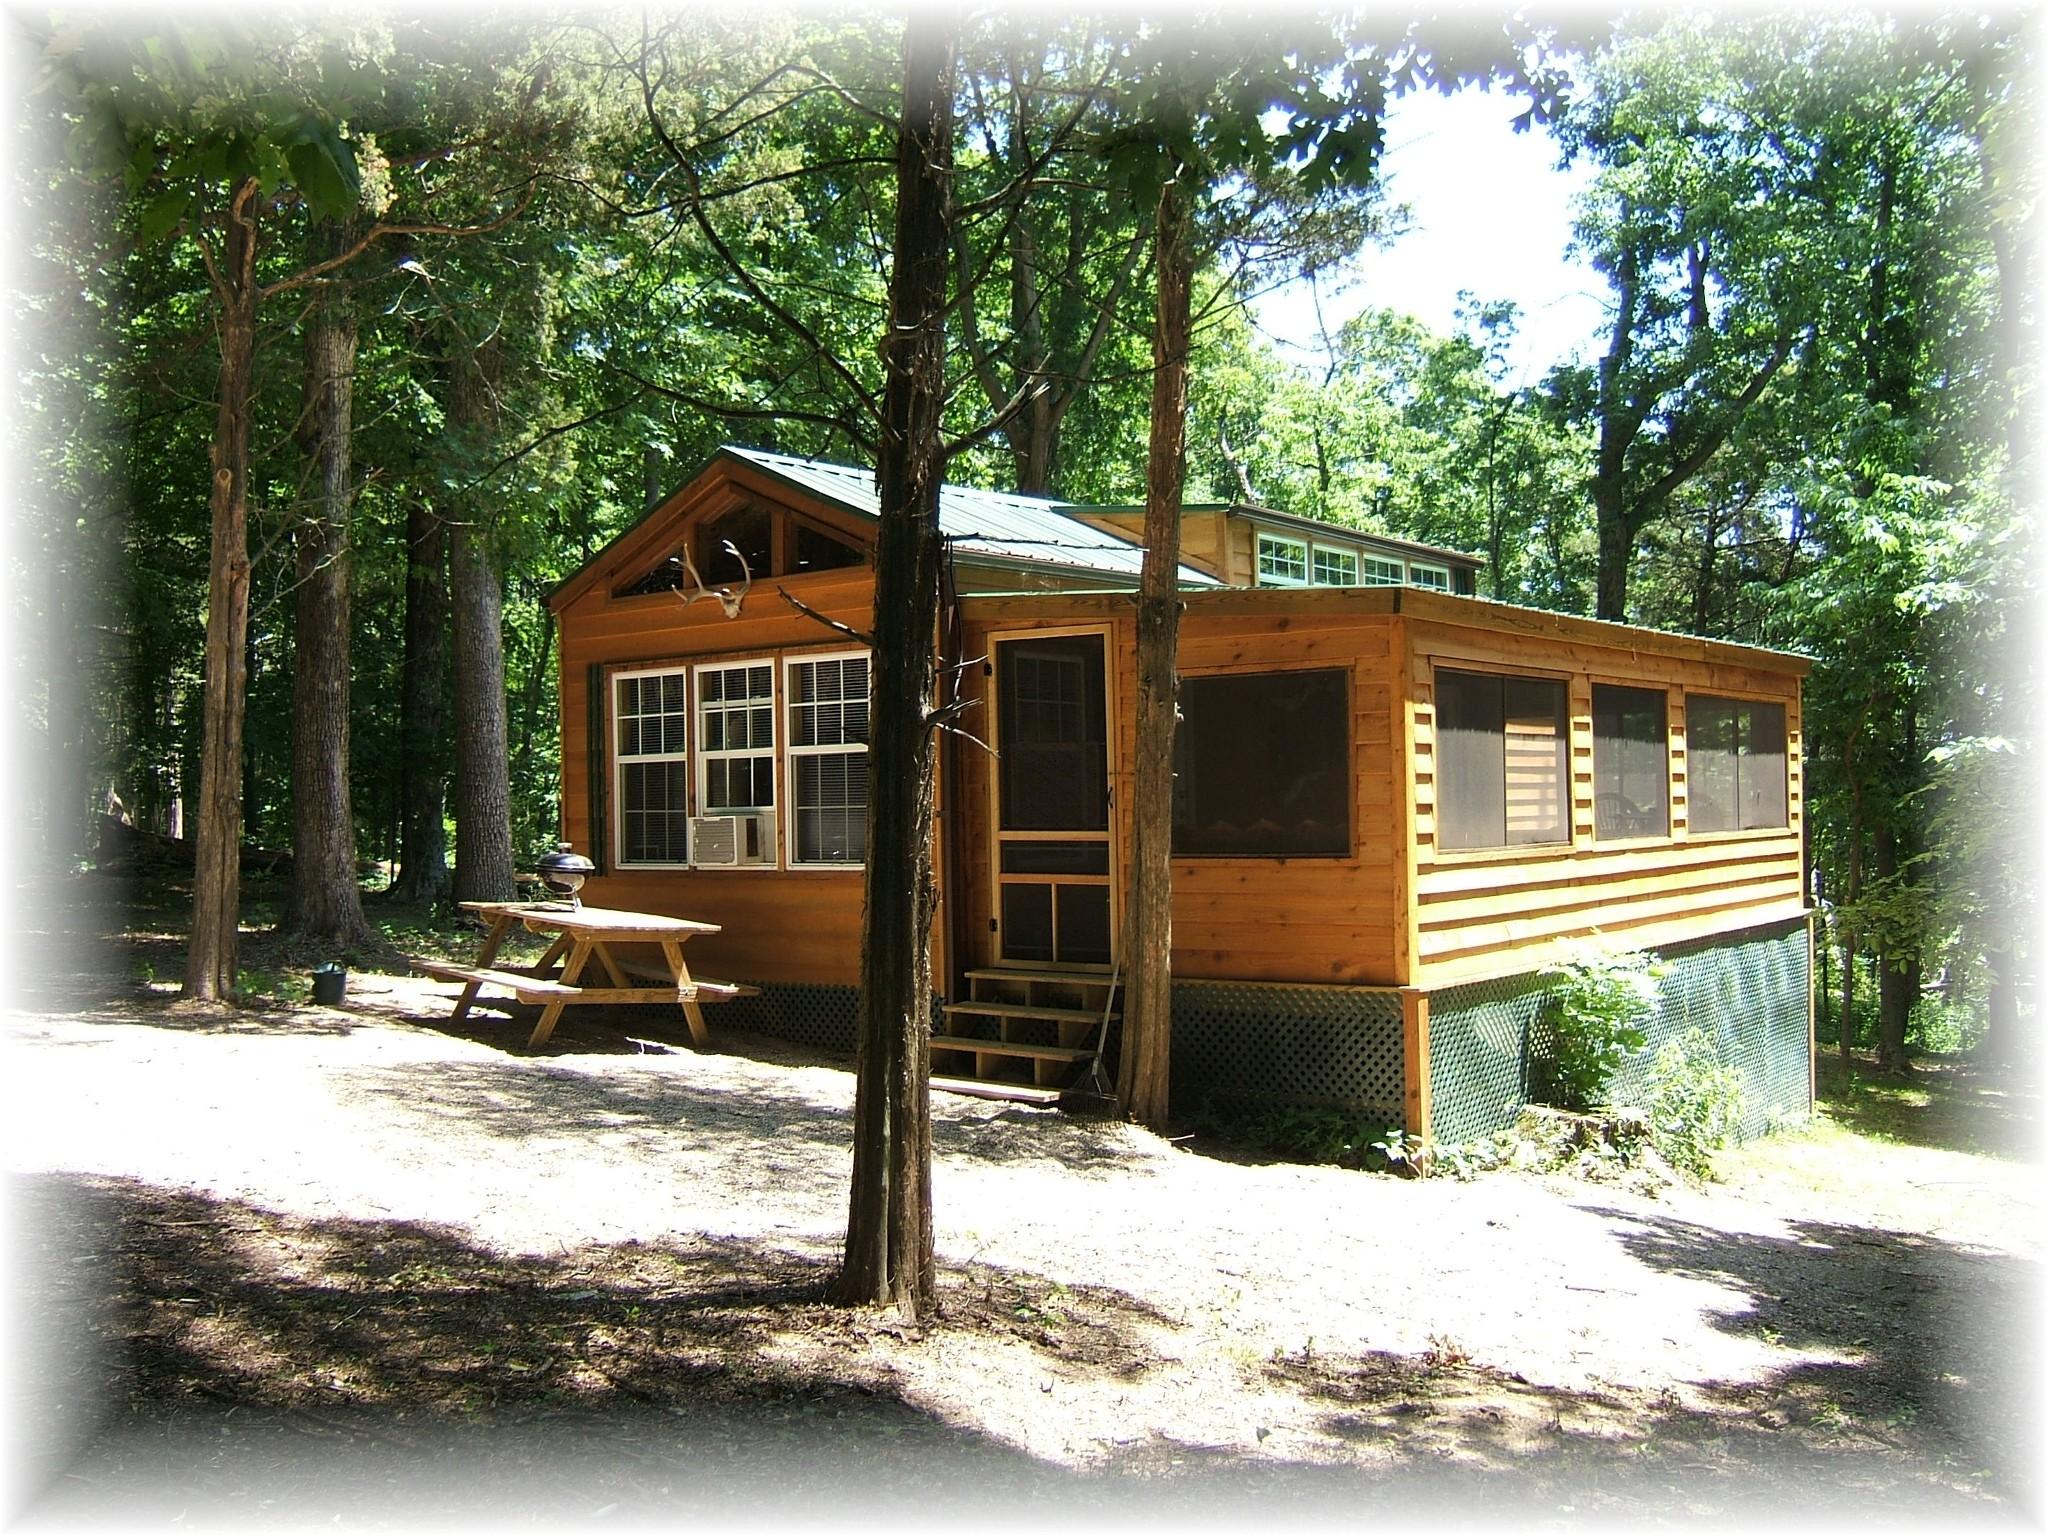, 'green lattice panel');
719,983,861,1054
1430,918,1812,1145
1171,981,1405,1118
1608,918,1812,1137
1428,974,1549,1143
